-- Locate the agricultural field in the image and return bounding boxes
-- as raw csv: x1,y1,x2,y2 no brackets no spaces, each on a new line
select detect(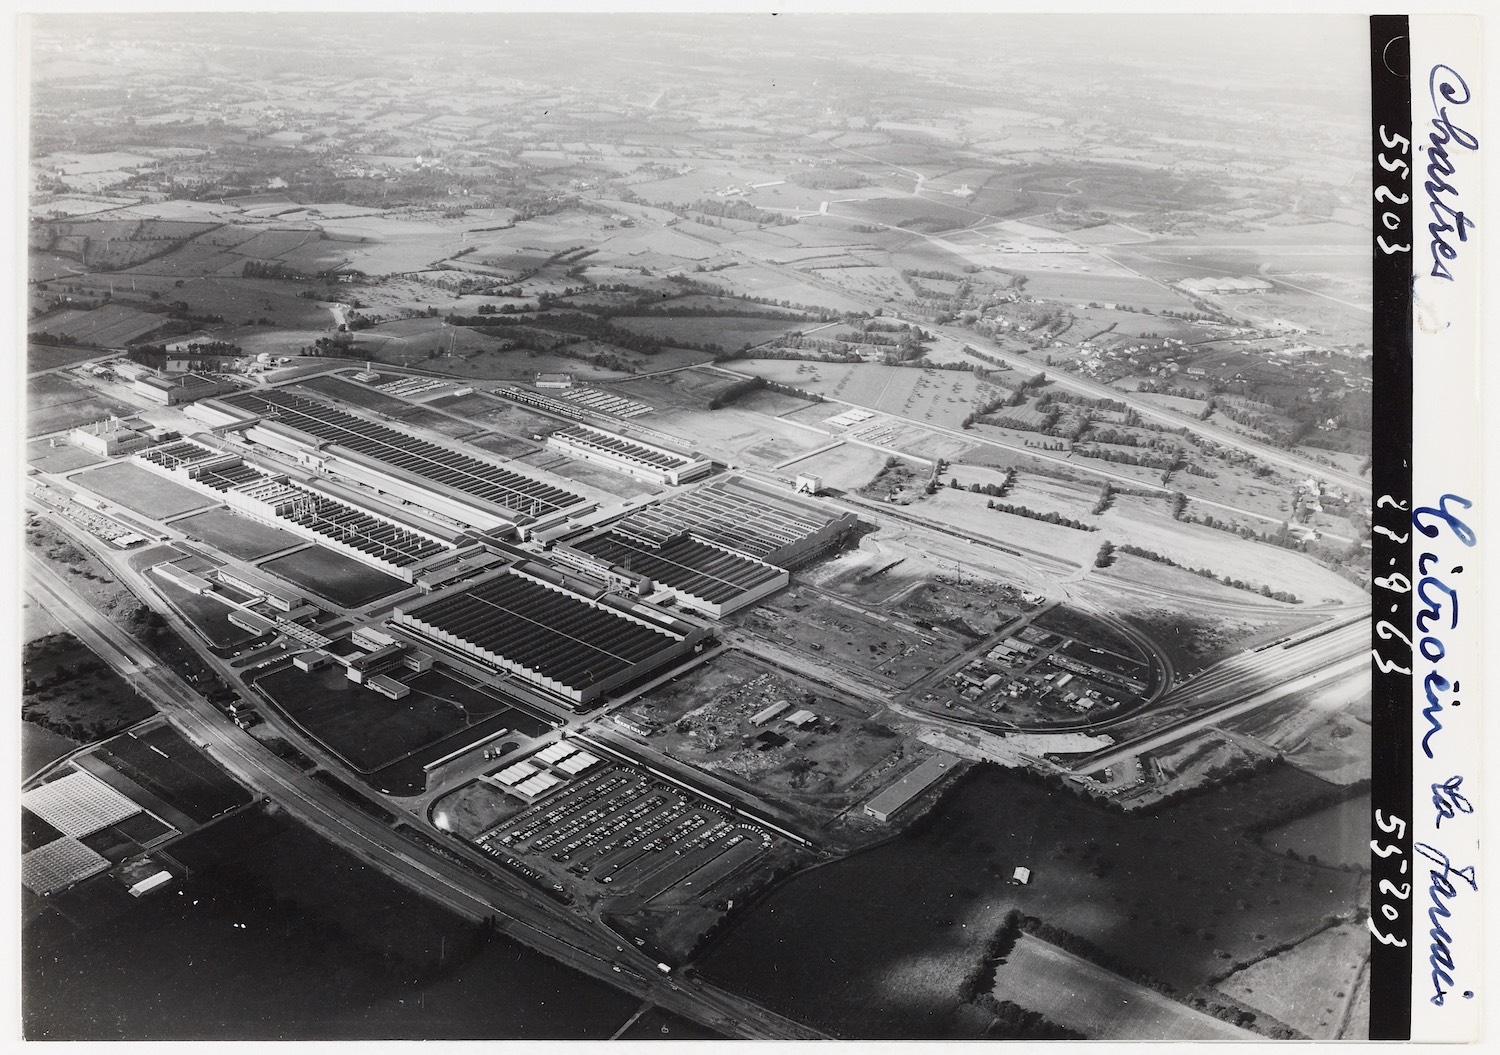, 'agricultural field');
1094,497,1365,605
731,360,997,425
258,546,408,608
172,509,302,563
702,761,1365,1036
990,936,1248,1040
28,343,109,374
94,721,253,825
29,304,176,346
27,375,138,436
1216,921,1369,1039
70,462,214,520
611,314,805,352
